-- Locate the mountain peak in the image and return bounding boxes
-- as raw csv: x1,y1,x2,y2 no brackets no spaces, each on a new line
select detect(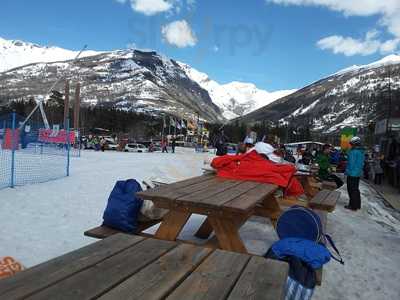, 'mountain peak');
178,63,296,119
0,37,101,72
336,54,400,76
